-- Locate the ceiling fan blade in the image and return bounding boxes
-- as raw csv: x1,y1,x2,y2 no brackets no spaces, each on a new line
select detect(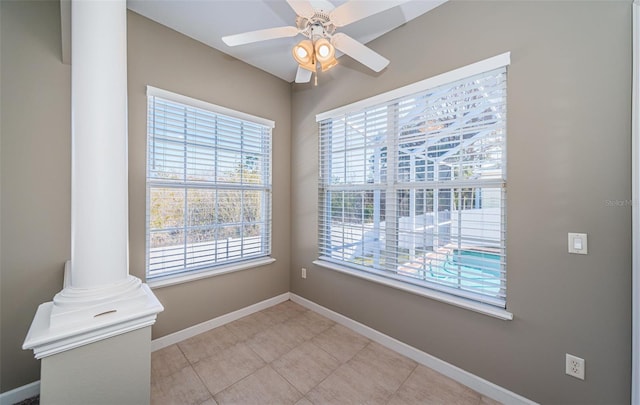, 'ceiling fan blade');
329,0,411,27
286,0,316,18
295,66,313,83
331,33,389,72
309,0,336,13
222,26,299,47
